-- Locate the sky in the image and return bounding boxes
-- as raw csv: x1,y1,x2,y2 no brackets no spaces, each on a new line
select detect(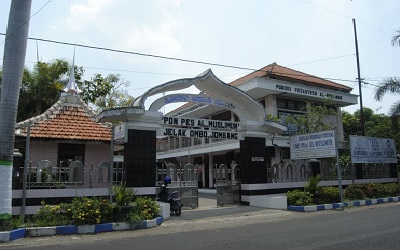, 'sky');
0,0,399,115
